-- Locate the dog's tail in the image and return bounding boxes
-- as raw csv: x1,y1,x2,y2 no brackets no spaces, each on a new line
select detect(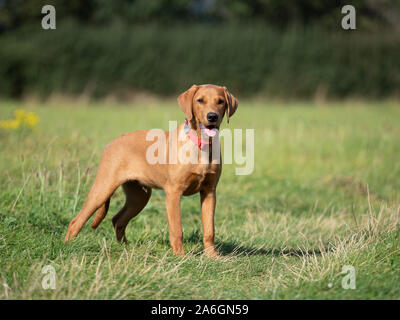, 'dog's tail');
91,197,110,230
